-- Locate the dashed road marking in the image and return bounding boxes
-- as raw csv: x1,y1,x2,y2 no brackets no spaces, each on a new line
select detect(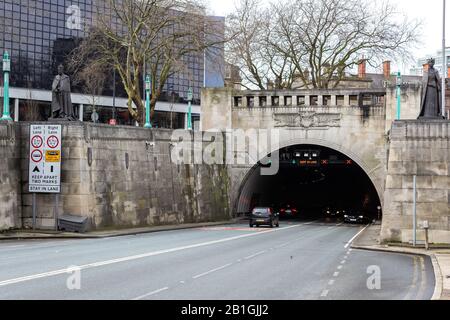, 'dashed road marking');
337,265,343,270
328,280,335,286
193,263,233,279
333,272,340,277
340,260,346,264
244,251,266,260
0,225,302,288
131,287,169,300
